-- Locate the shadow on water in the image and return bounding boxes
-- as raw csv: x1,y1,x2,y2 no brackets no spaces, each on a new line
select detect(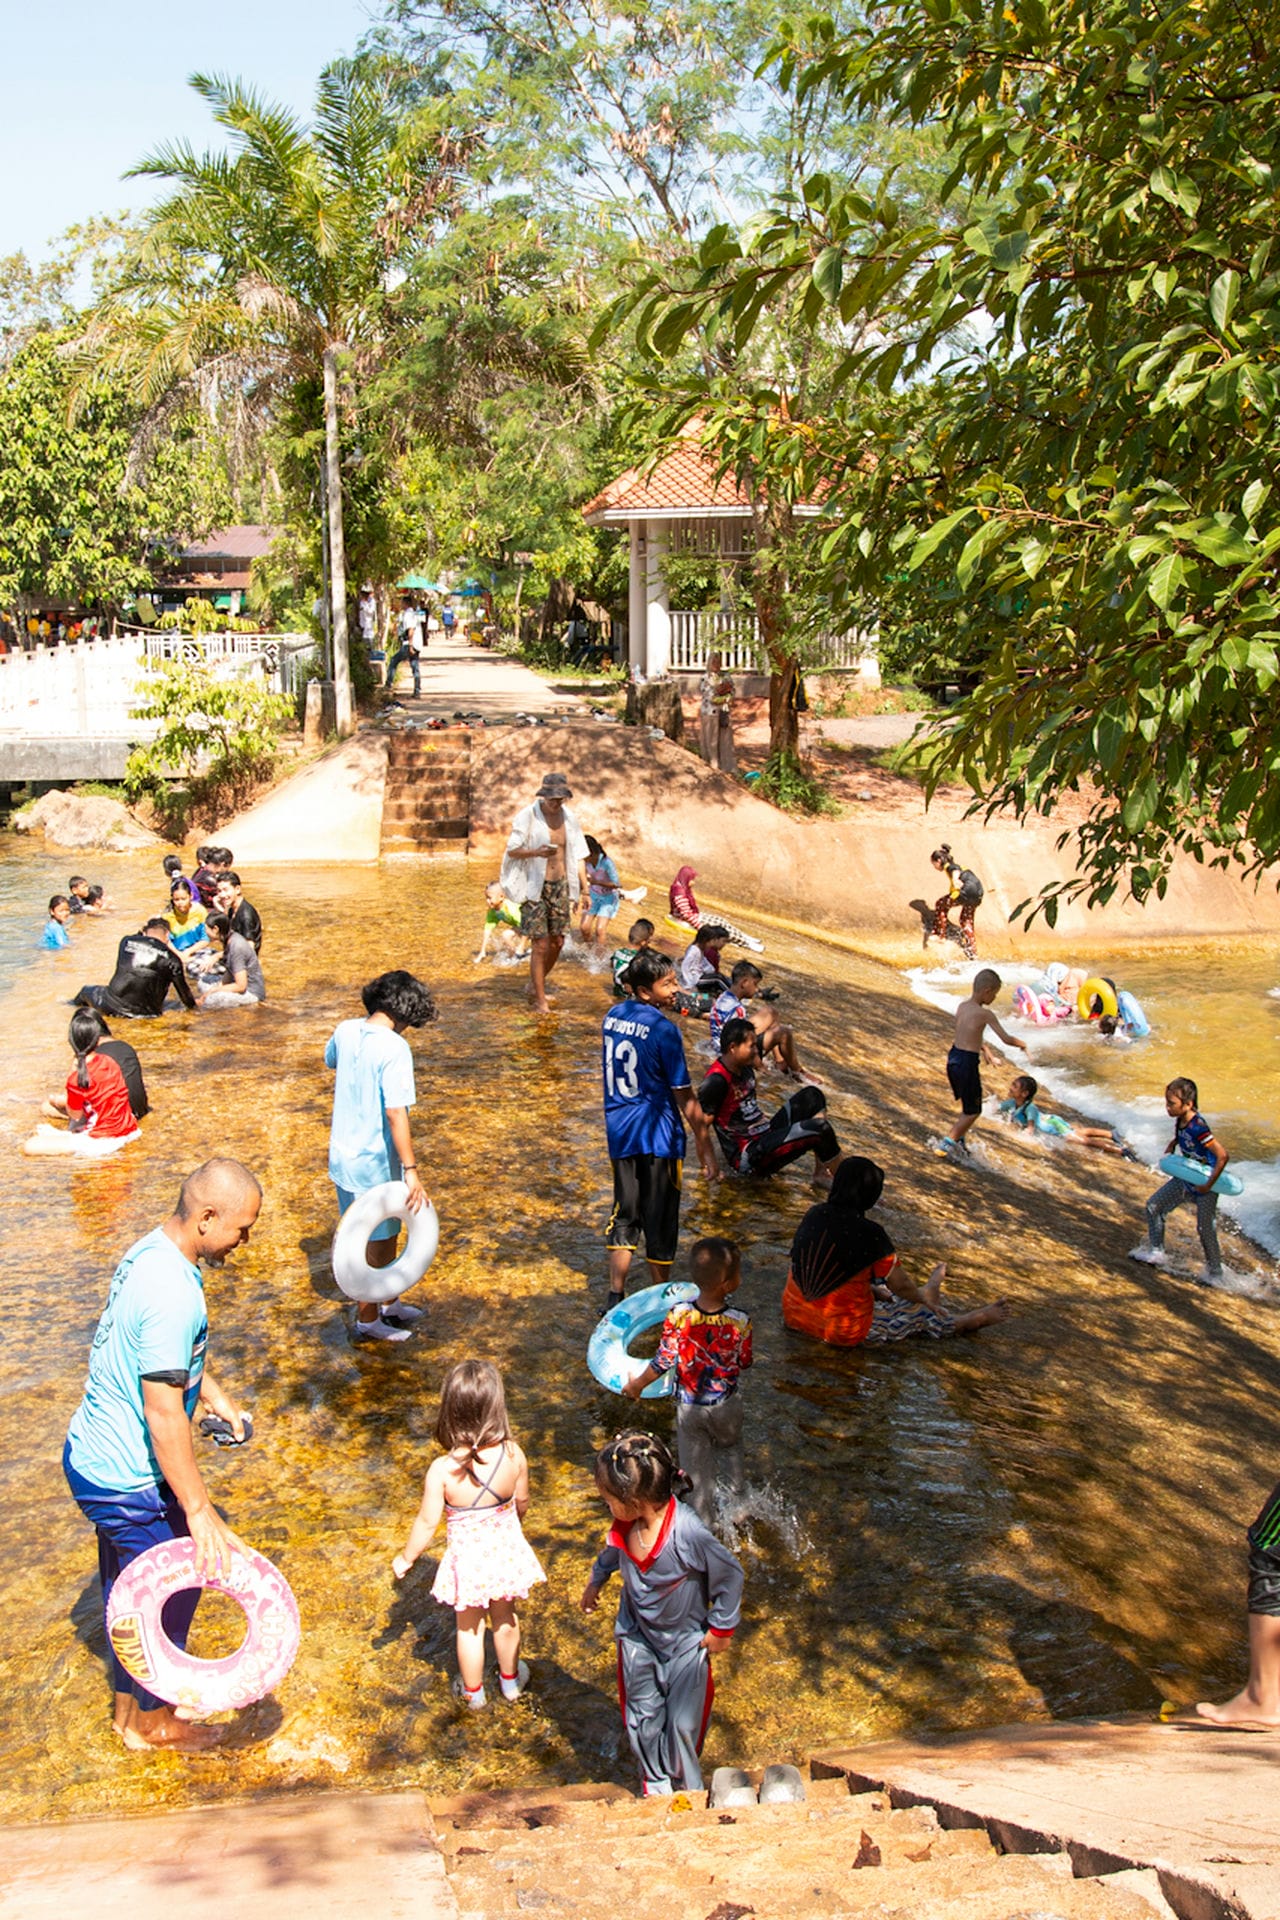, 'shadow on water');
1,841,1278,1820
